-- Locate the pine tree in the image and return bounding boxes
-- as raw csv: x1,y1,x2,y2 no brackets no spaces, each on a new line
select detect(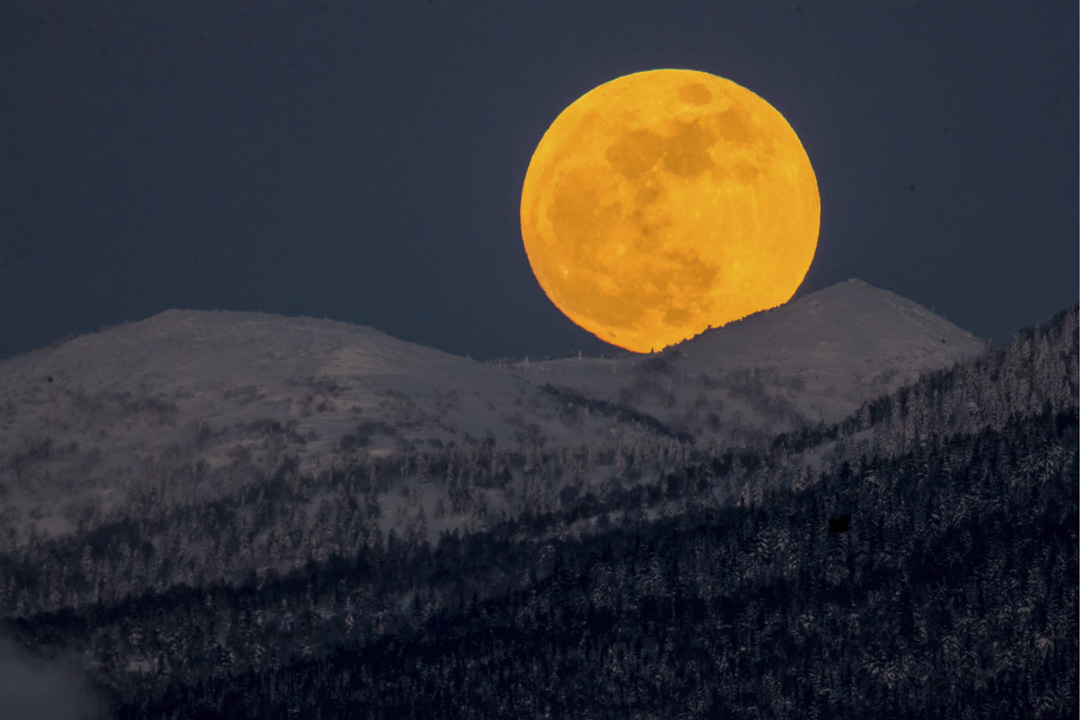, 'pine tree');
366,467,381,519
